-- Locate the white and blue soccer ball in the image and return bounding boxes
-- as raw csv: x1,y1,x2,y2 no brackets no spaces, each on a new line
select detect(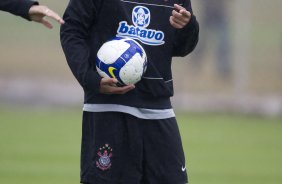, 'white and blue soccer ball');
96,37,147,85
